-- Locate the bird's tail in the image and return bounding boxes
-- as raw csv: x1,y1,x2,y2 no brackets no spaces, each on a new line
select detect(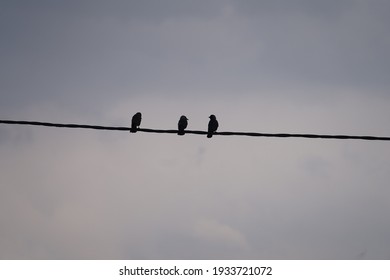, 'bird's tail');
178,130,185,136
130,125,137,133
207,133,213,138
